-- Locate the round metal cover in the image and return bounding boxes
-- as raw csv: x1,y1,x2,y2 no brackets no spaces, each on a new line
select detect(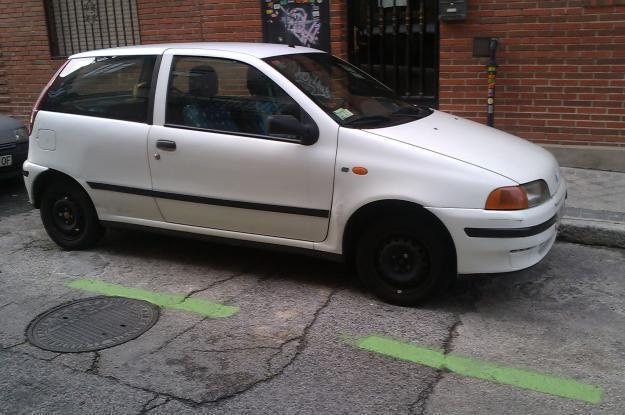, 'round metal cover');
27,296,160,353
